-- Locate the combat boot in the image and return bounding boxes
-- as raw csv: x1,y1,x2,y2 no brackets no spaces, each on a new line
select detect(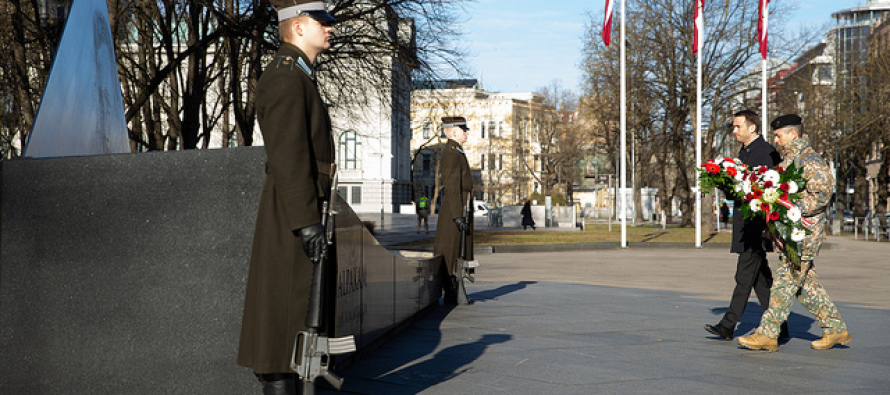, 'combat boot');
737,333,778,352
811,331,851,350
